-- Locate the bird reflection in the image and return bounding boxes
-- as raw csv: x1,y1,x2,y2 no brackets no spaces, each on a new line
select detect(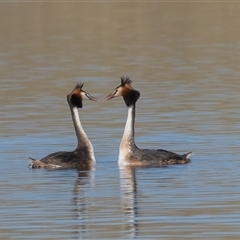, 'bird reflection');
72,167,95,239
119,166,139,238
